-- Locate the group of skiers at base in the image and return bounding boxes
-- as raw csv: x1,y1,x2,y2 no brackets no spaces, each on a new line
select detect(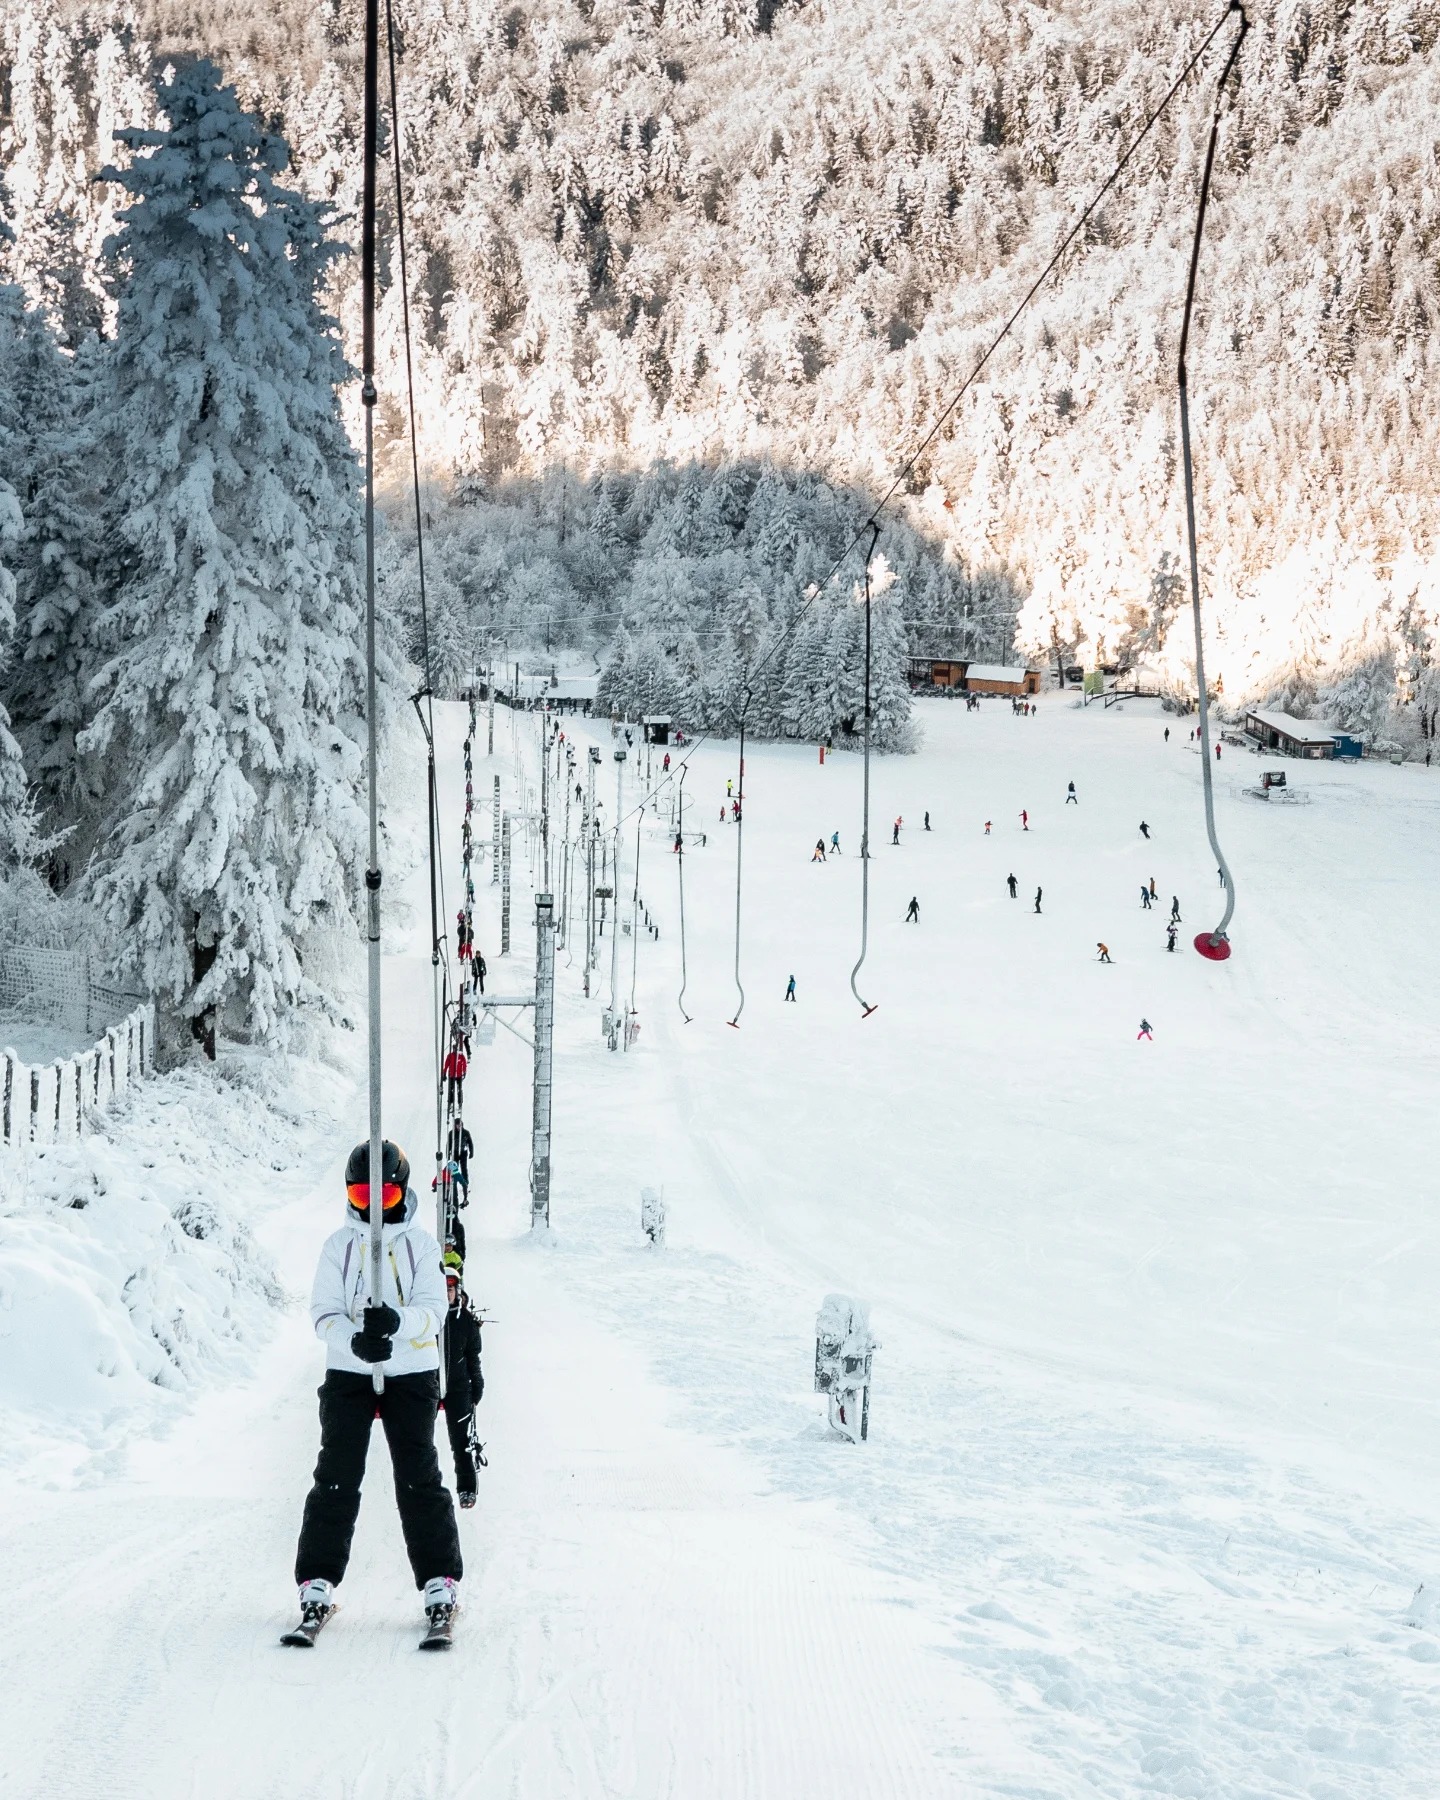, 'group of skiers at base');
291,1139,486,1642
